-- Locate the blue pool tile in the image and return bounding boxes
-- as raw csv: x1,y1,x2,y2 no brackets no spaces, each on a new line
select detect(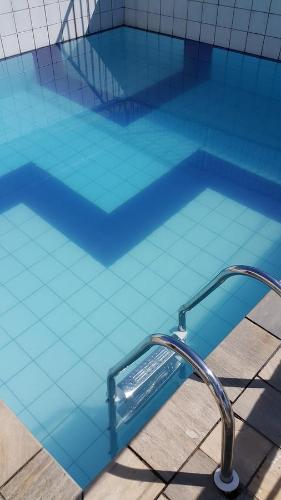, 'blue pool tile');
18,409,48,441
131,300,170,332
24,286,62,318
185,225,216,249
183,200,211,222
0,303,37,339
29,384,76,434
76,433,111,480
131,268,165,297
217,295,251,328
17,322,58,358
63,321,103,357
149,253,183,281
4,204,34,225
152,283,186,316
0,384,24,415
43,435,73,469
109,319,146,353
0,342,31,383
110,255,144,281
148,226,179,250
236,208,267,231
129,240,162,266
201,210,231,234
37,341,79,380
110,285,146,316
189,251,224,279
206,236,239,262
235,280,266,307
52,408,101,460
81,383,108,432
67,286,104,317
170,266,206,295
260,219,281,241
215,198,246,221
85,339,124,379
0,217,14,236
168,239,199,265
0,327,11,350
71,255,105,282
8,362,52,406
43,303,81,337
48,270,84,299
0,287,17,315
58,361,102,405
31,256,65,284
67,464,90,489
89,270,125,299
6,271,42,301
165,213,195,236
1,228,30,253
53,241,86,267
244,234,273,258
14,240,47,267
222,222,253,246
87,302,125,337
20,216,51,238
37,229,68,253
0,255,25,284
